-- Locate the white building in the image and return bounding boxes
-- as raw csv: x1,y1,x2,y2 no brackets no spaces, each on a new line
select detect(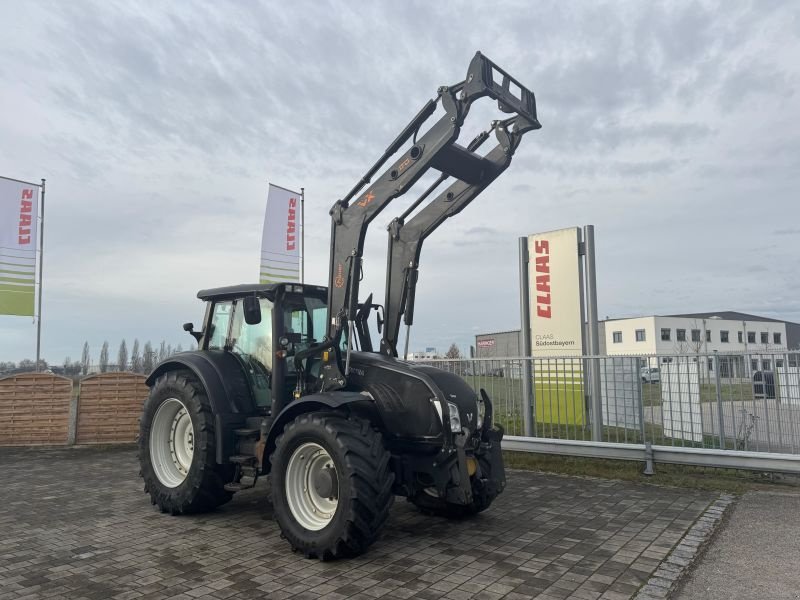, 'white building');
600,311,798,377
406,349,439,361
